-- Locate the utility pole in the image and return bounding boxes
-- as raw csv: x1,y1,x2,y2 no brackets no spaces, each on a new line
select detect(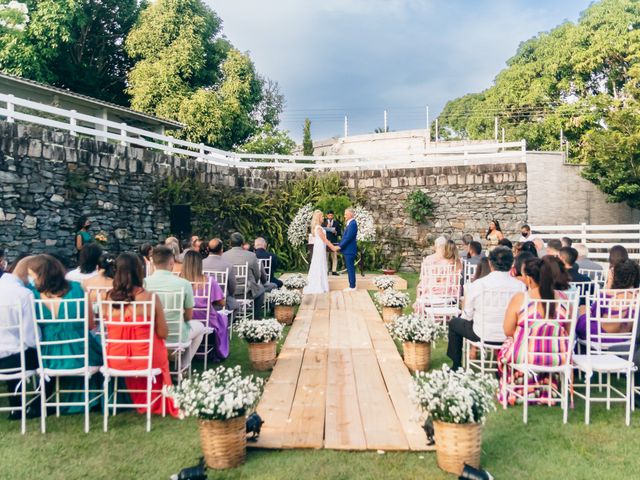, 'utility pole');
384,110,388,133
